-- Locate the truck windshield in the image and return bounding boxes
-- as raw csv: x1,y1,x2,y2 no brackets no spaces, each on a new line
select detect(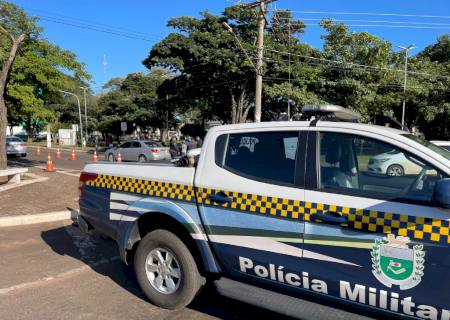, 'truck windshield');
402,134,450,161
